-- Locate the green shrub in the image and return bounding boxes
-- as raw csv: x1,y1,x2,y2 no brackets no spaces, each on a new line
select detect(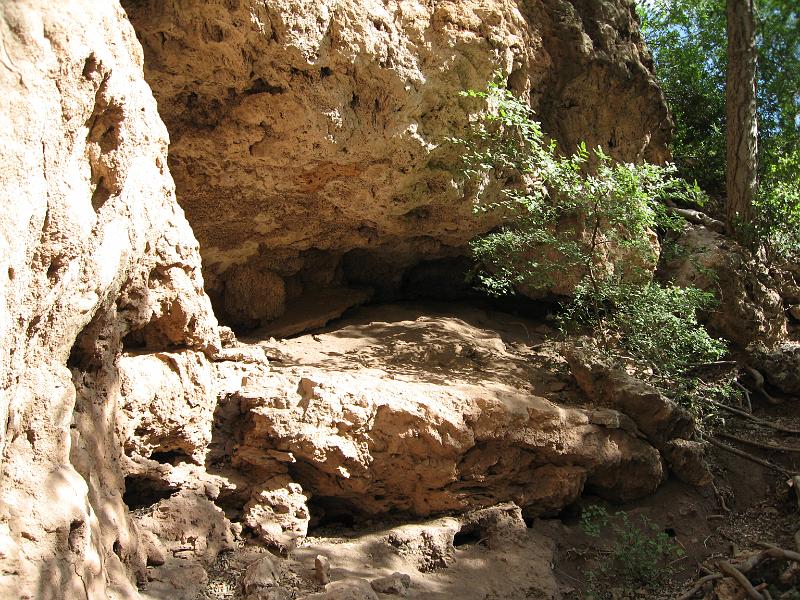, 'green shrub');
559,279,726,377
580,506,684,598
451,78,726,376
